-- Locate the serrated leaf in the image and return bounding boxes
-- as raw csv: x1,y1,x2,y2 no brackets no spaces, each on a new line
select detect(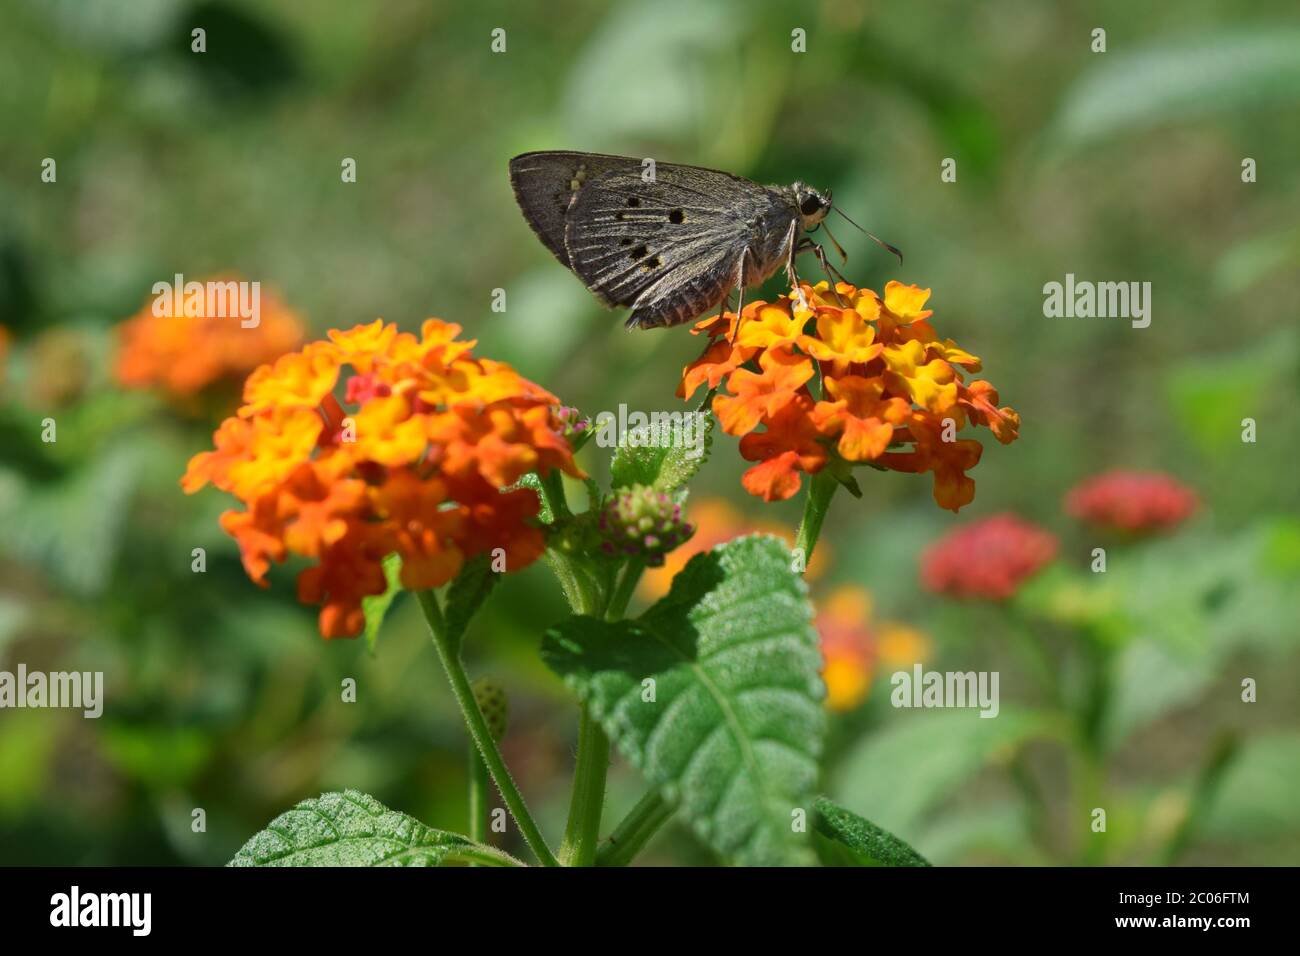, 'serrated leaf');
543,534,824,866
444,553,499,651
811,796,931,867
609,413,712,493
361,553,404,654
228,790,519,867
